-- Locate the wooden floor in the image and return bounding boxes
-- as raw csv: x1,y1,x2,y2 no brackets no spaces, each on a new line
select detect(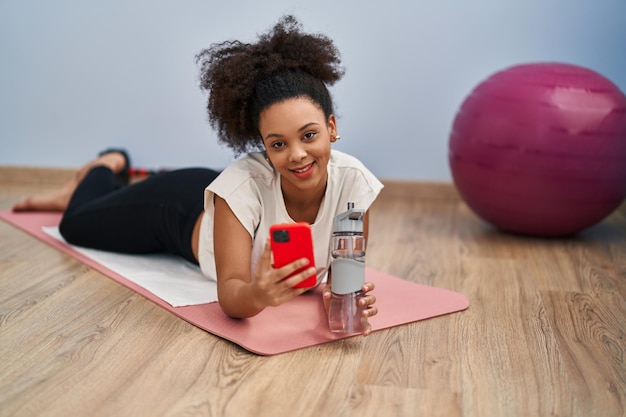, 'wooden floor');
1,166,625,417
